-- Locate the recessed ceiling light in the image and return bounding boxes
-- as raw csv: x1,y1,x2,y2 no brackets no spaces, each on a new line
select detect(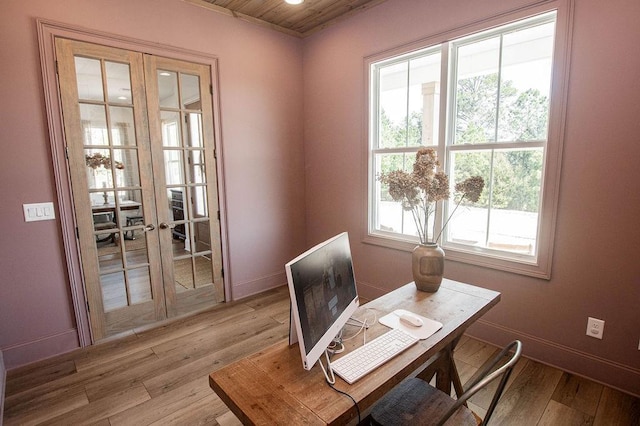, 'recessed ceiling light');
285,0,304,4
